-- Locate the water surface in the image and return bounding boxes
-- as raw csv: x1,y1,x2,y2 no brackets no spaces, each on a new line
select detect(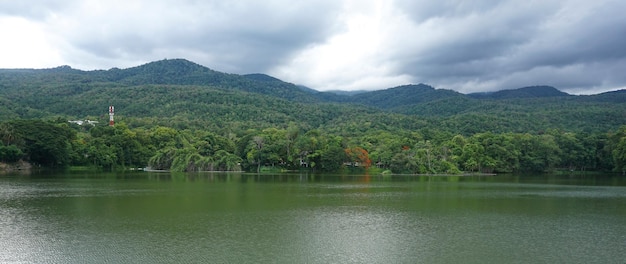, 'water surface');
1,172,624,263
